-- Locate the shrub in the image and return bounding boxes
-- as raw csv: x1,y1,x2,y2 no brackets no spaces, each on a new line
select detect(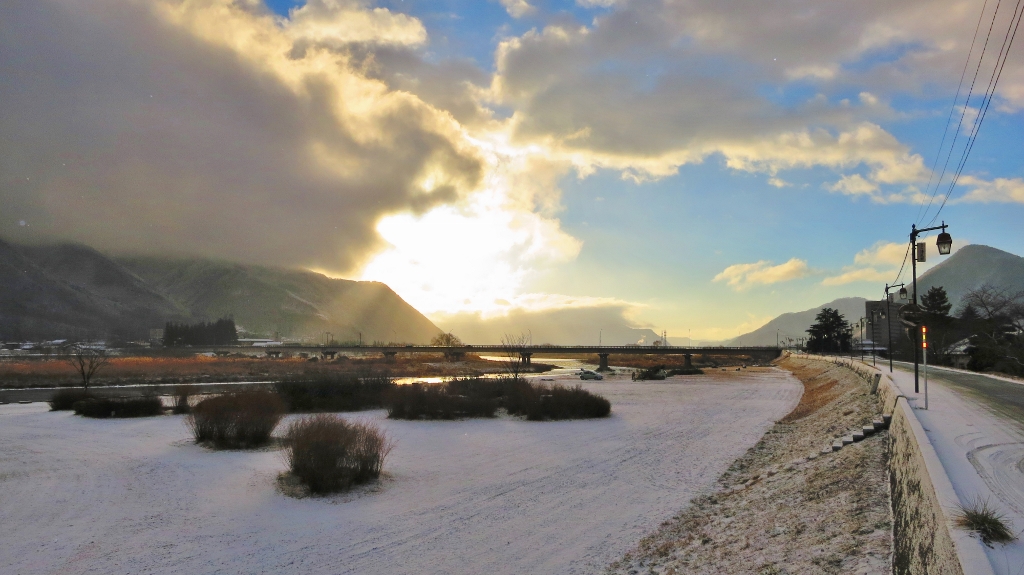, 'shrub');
285,414,394,494
666,367,704,376
171,385,193,414
186,390,286,448
513,383,612,421
49,388,93,411
275,374,395,412
953,497,1016,545
386,383,498,420
385,377,610,421
632,366,667,381
73,395,165,418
